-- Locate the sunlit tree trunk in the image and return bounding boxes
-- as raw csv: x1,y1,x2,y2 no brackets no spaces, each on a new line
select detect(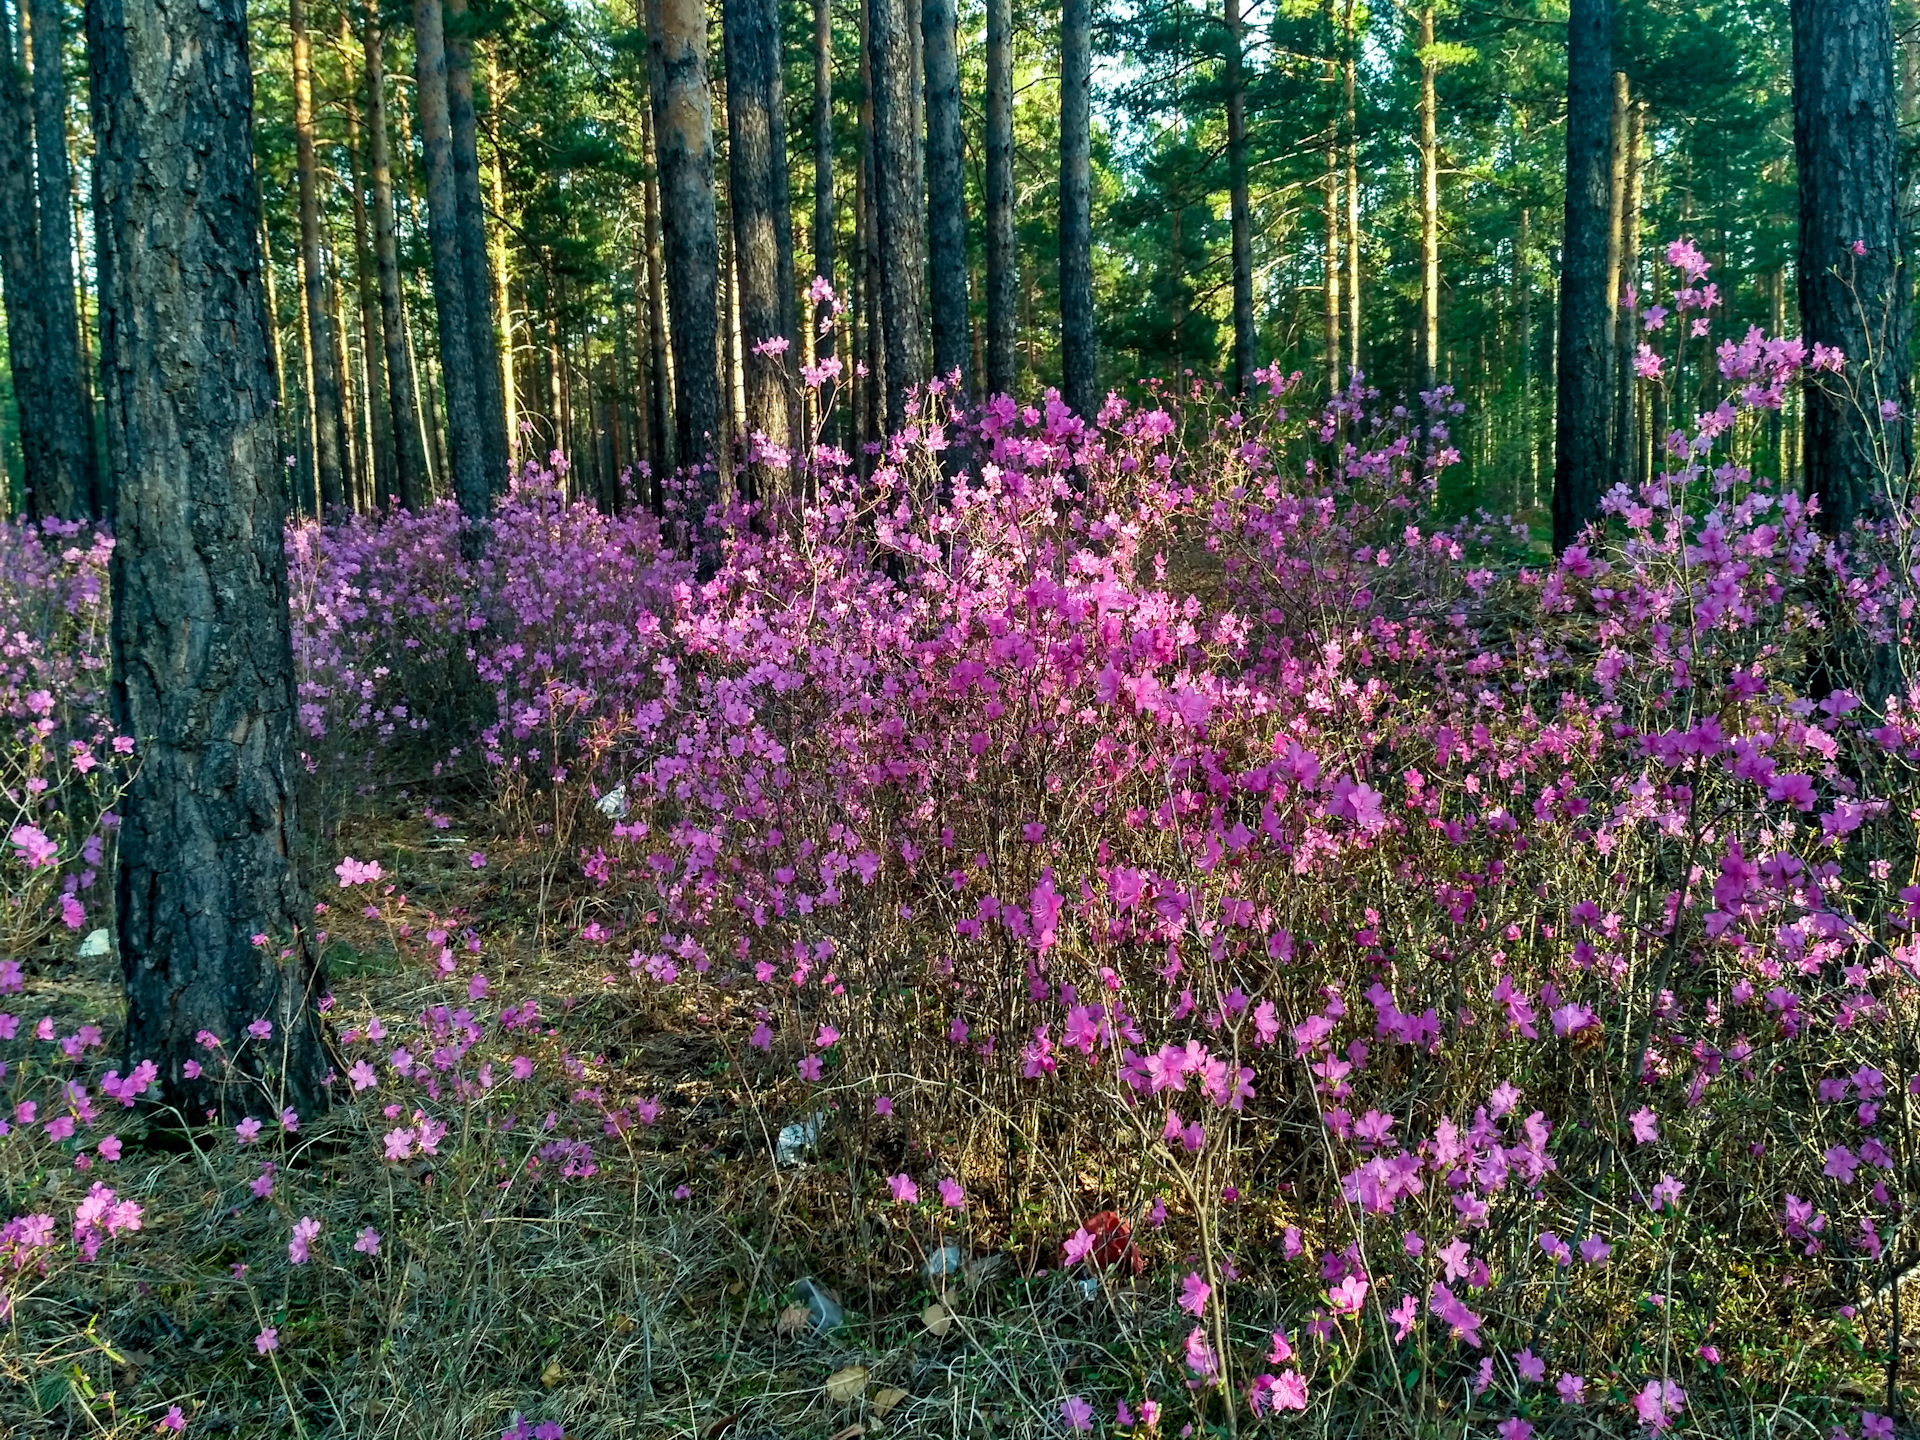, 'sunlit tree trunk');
292,0,347,511
1611,94,1643,487
649,0,722,546
812,0,835,433
342,10,393,507
642,100,674,479
724,0,794,490
89,0,330,1112
1418,5,1439,400
1344,0,1360,380
869,0,924,434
